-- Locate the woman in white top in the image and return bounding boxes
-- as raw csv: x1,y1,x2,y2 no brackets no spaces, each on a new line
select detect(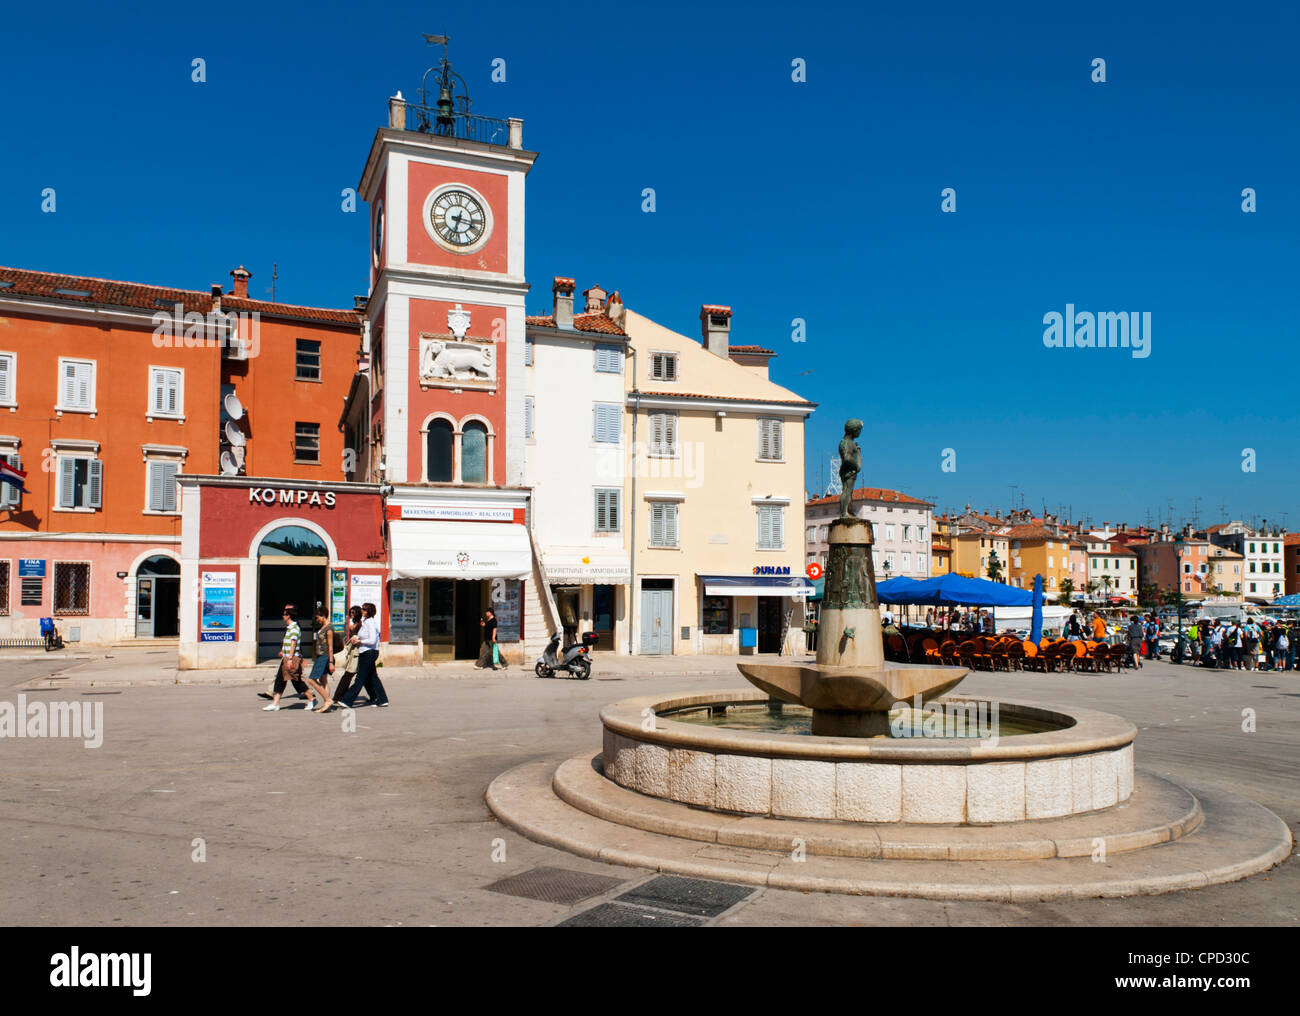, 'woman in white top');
338,602,389,708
